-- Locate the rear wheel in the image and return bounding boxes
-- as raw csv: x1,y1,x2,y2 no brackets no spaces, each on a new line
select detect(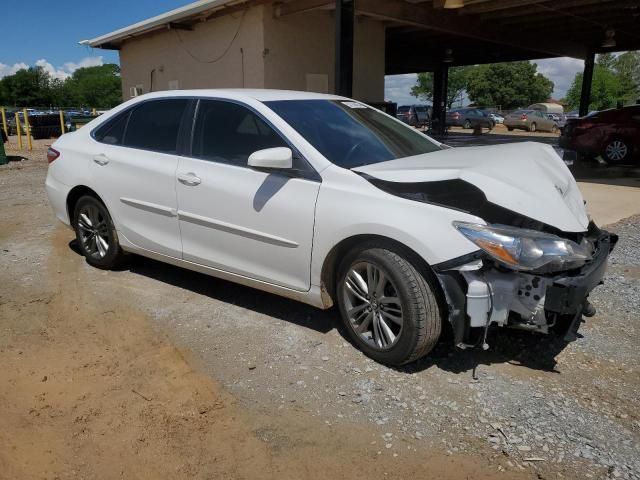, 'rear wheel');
336,246,442,366
551,124,558,134
73,195,125,269
603,138,630,163
463,120,471,129
507,127,514,131
529,122,537,132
